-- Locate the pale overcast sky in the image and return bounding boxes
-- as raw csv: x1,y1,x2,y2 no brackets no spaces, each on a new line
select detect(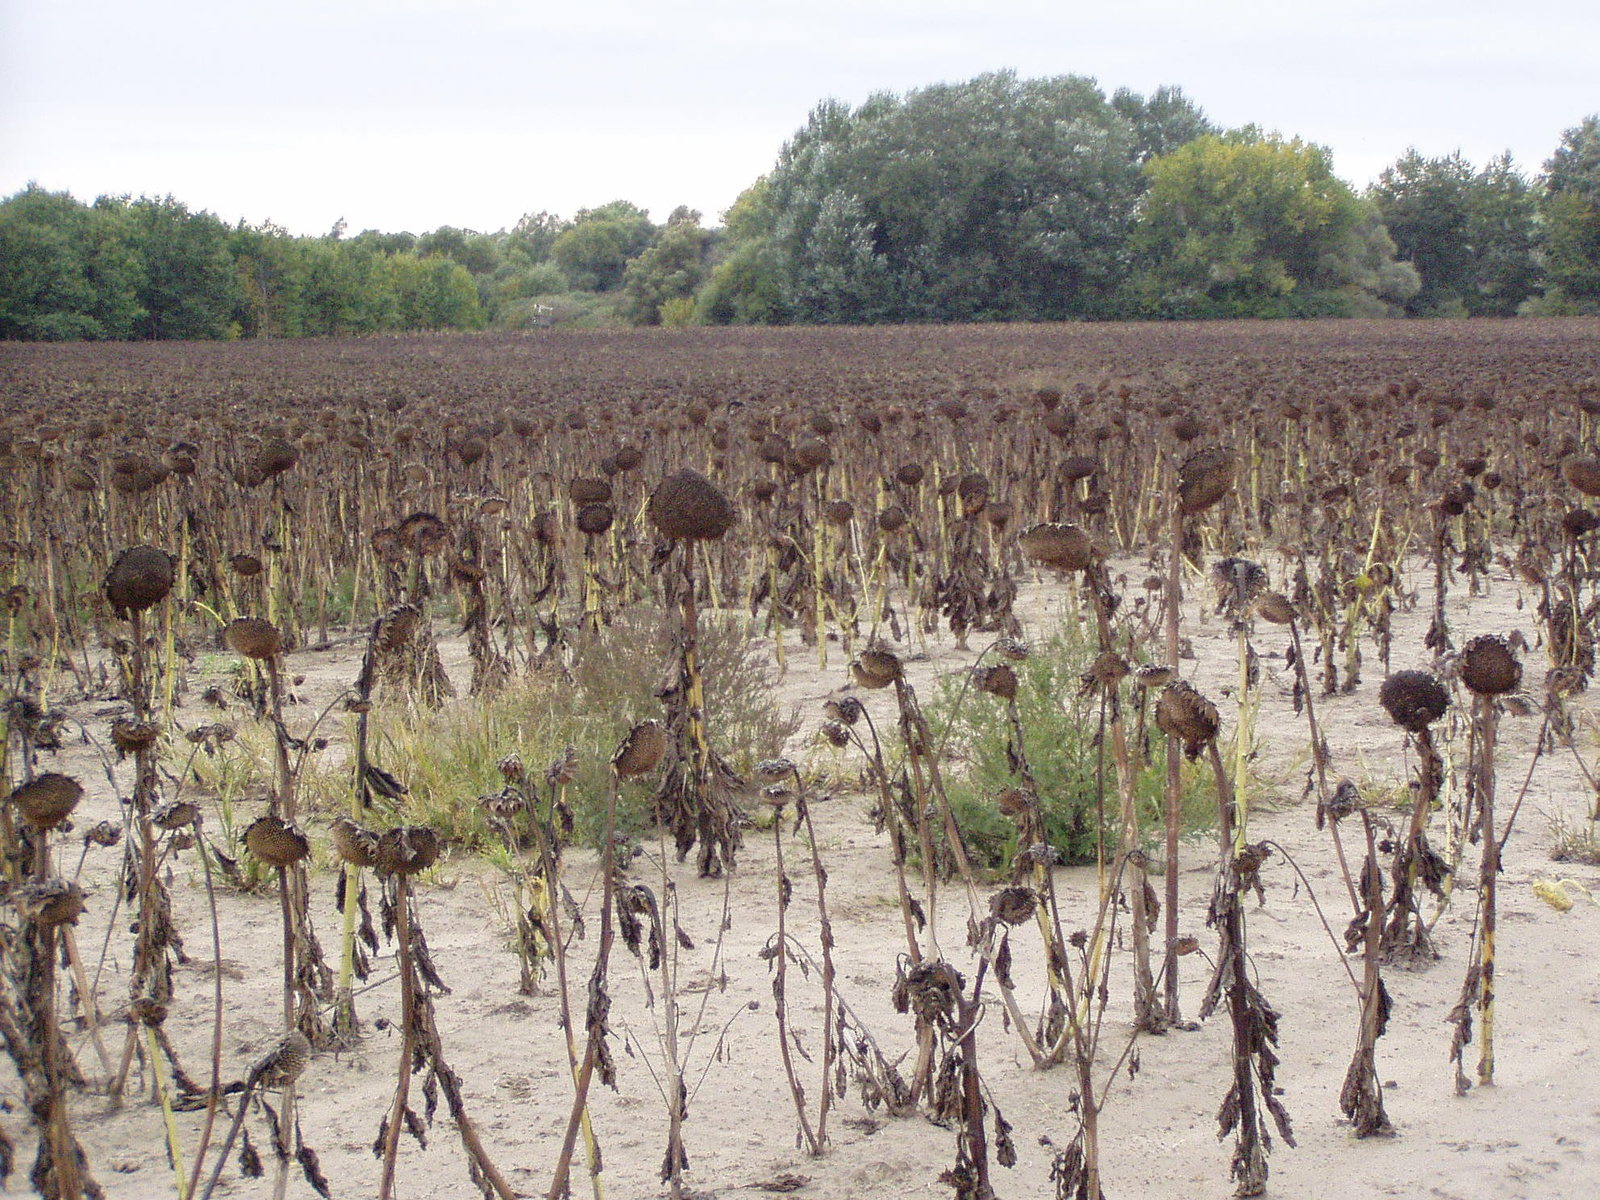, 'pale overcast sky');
2,1,1595,236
